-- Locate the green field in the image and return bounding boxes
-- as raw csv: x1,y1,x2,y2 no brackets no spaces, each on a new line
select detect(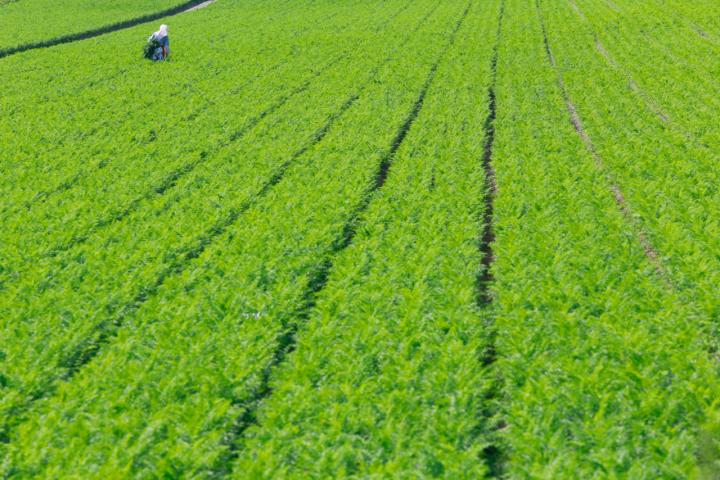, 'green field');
2,0,720,477
0,0,198,54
